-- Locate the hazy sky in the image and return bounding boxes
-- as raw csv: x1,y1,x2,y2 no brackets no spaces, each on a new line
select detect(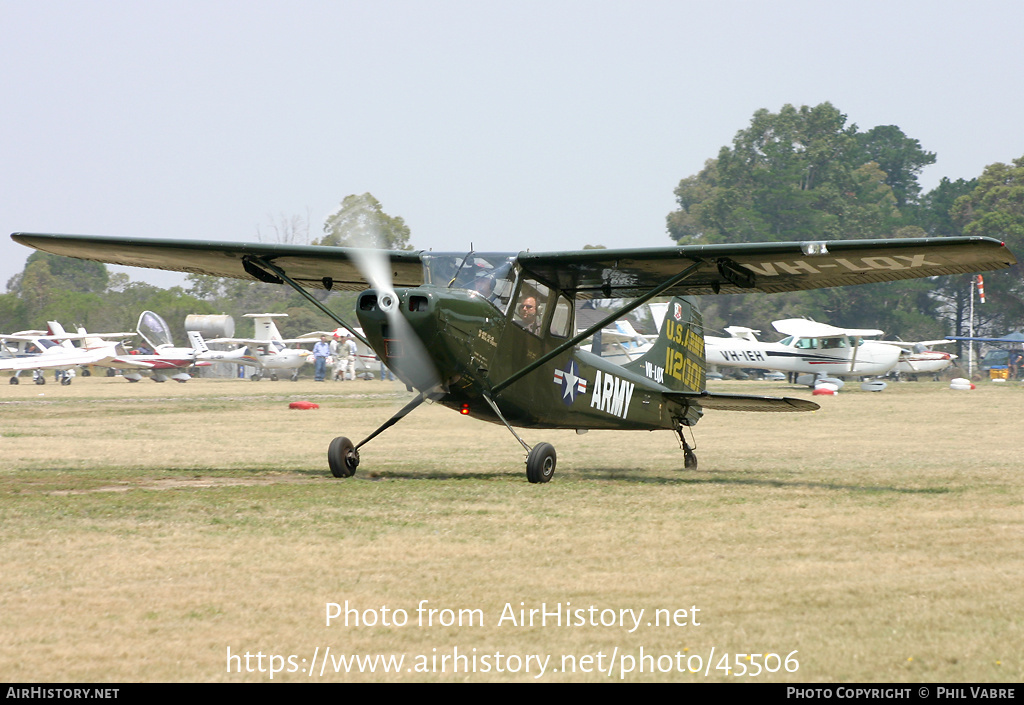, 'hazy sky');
3,0,1022,290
